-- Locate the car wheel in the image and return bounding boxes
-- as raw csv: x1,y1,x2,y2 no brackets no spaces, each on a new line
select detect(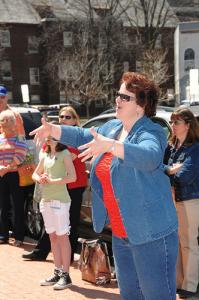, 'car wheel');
24,190,44,240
